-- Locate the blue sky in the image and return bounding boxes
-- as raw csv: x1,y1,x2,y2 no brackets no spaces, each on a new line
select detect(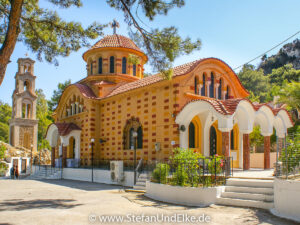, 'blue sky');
1,0,300,104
